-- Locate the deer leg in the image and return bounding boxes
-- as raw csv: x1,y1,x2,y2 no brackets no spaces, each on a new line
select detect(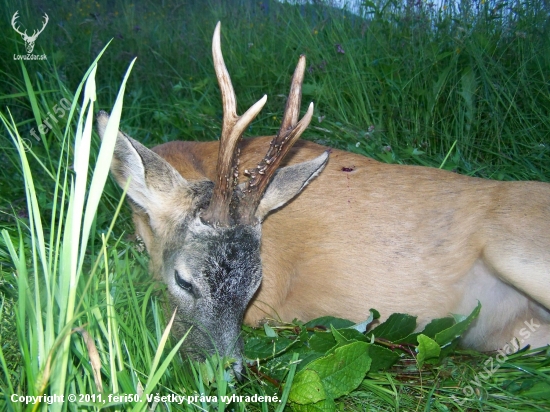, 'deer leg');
479,182,550,310
482,234,550,310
